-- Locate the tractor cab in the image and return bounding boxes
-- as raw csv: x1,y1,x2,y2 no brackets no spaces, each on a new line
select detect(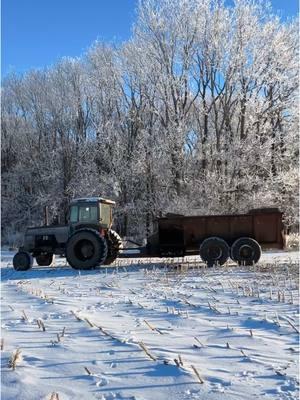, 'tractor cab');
68,197,115,233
